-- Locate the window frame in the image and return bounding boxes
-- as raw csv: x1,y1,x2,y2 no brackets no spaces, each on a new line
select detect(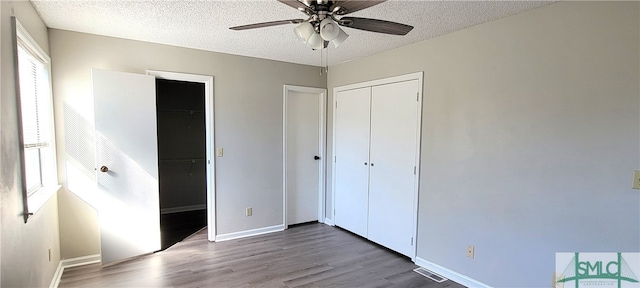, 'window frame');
12,17,60,223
